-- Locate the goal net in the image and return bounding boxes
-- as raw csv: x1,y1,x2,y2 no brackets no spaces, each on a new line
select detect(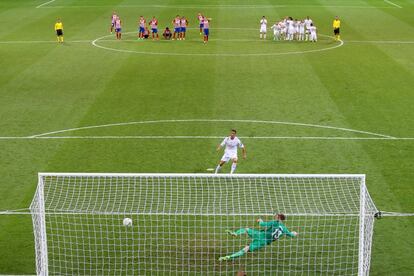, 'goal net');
30,173,377,275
